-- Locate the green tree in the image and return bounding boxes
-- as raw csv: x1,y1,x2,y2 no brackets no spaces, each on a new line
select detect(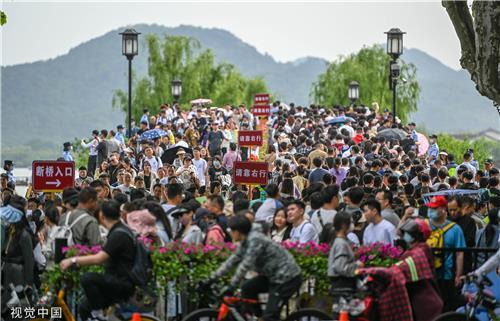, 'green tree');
437,134,496,170
311,45,420,123
1,11,7,26
112,34,268,120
